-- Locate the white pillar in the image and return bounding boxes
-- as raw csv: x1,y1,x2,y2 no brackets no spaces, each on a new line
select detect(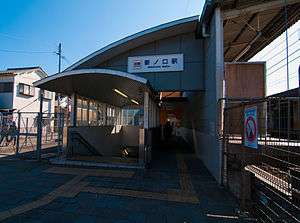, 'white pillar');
143,91,149,129
149,99,153,128
140,91,149,166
